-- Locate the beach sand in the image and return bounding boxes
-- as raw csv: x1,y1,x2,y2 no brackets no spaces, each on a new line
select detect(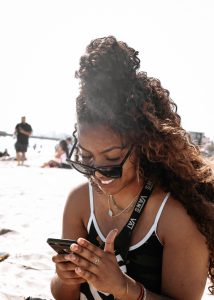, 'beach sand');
0,159,212,299
0,157,86,300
